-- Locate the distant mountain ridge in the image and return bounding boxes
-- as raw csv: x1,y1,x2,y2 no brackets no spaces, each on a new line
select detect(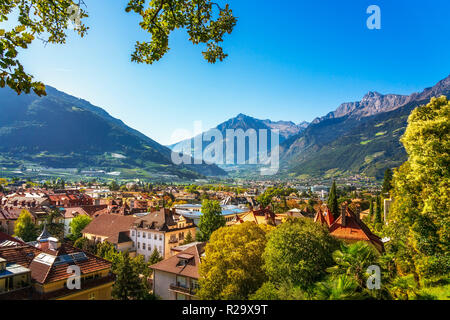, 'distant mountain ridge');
282,74,450,179
0,86,226,179
313,75,450,123
172,113,309,148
